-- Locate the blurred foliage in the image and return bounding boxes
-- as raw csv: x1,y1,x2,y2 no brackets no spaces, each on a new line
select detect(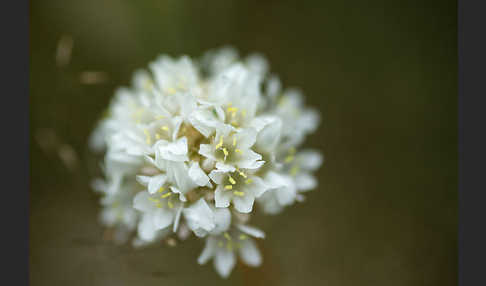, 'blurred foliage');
30,0,457,285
